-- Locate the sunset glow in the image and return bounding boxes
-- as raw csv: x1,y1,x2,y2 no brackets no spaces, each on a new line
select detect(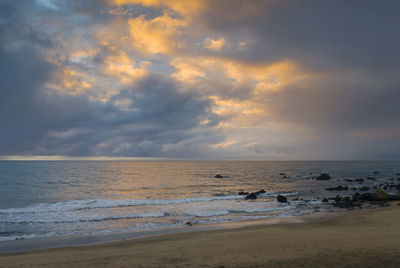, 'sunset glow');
1,0,399,160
